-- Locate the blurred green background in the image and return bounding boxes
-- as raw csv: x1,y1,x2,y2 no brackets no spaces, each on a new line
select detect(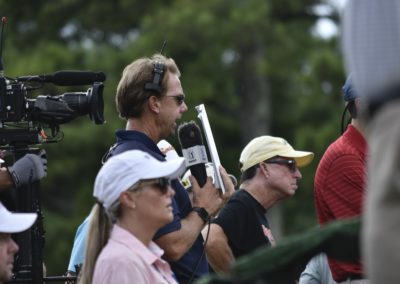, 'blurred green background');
0,0,347,277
